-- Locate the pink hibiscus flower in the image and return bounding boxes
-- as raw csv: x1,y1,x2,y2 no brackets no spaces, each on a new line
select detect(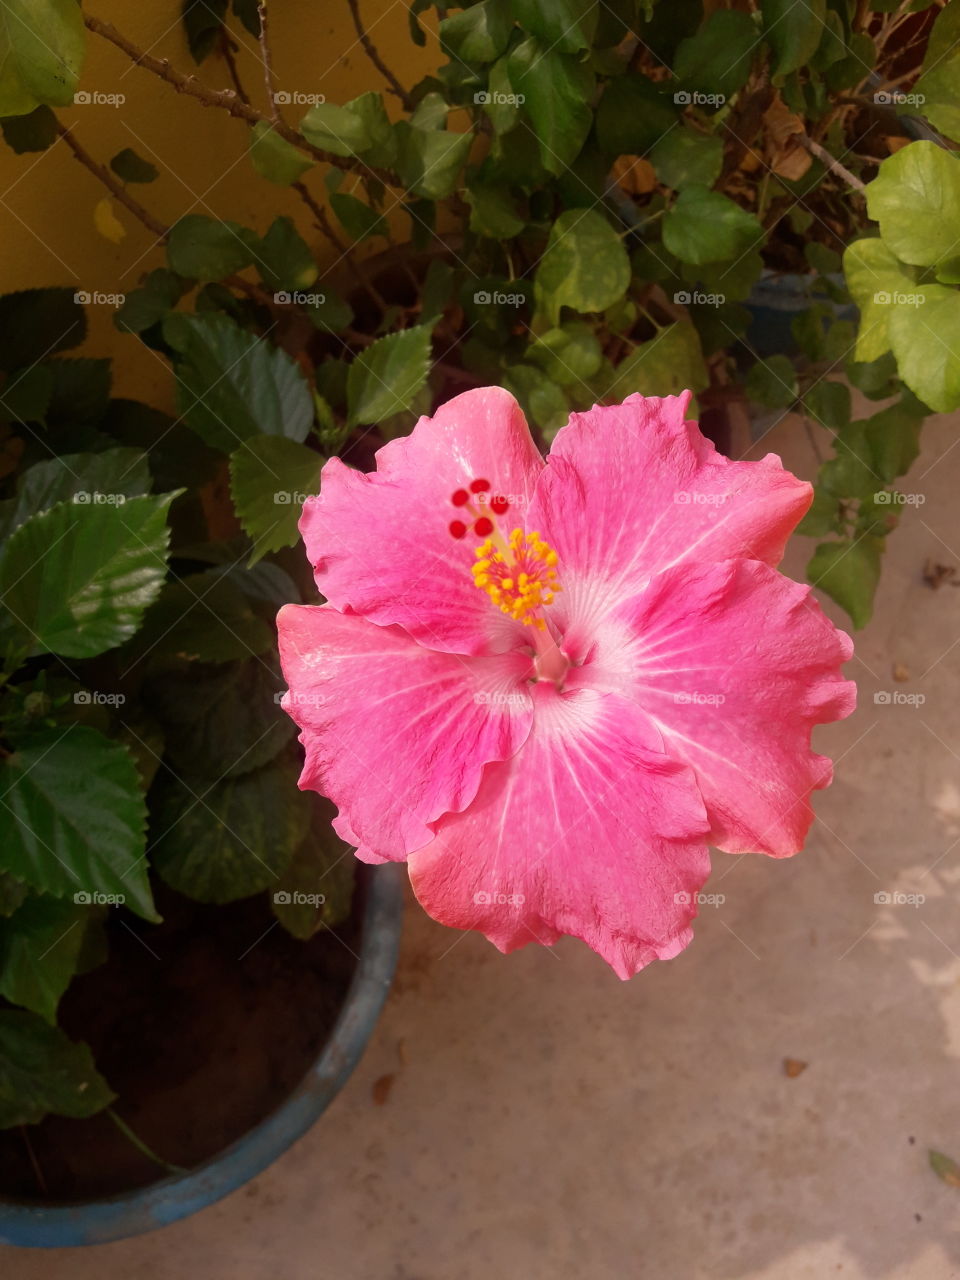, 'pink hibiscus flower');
277,388,856,978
